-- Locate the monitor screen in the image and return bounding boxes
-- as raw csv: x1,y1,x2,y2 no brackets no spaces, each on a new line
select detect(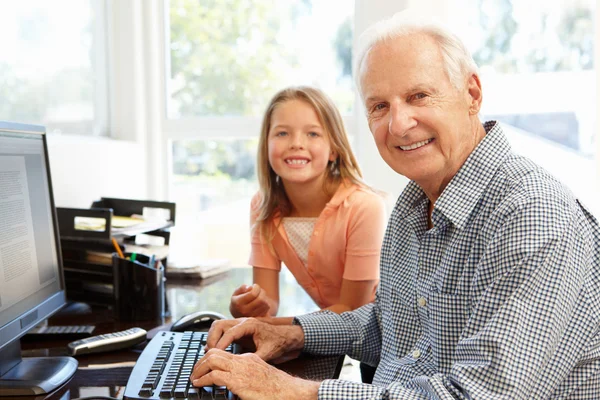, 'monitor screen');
0,121,75,396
